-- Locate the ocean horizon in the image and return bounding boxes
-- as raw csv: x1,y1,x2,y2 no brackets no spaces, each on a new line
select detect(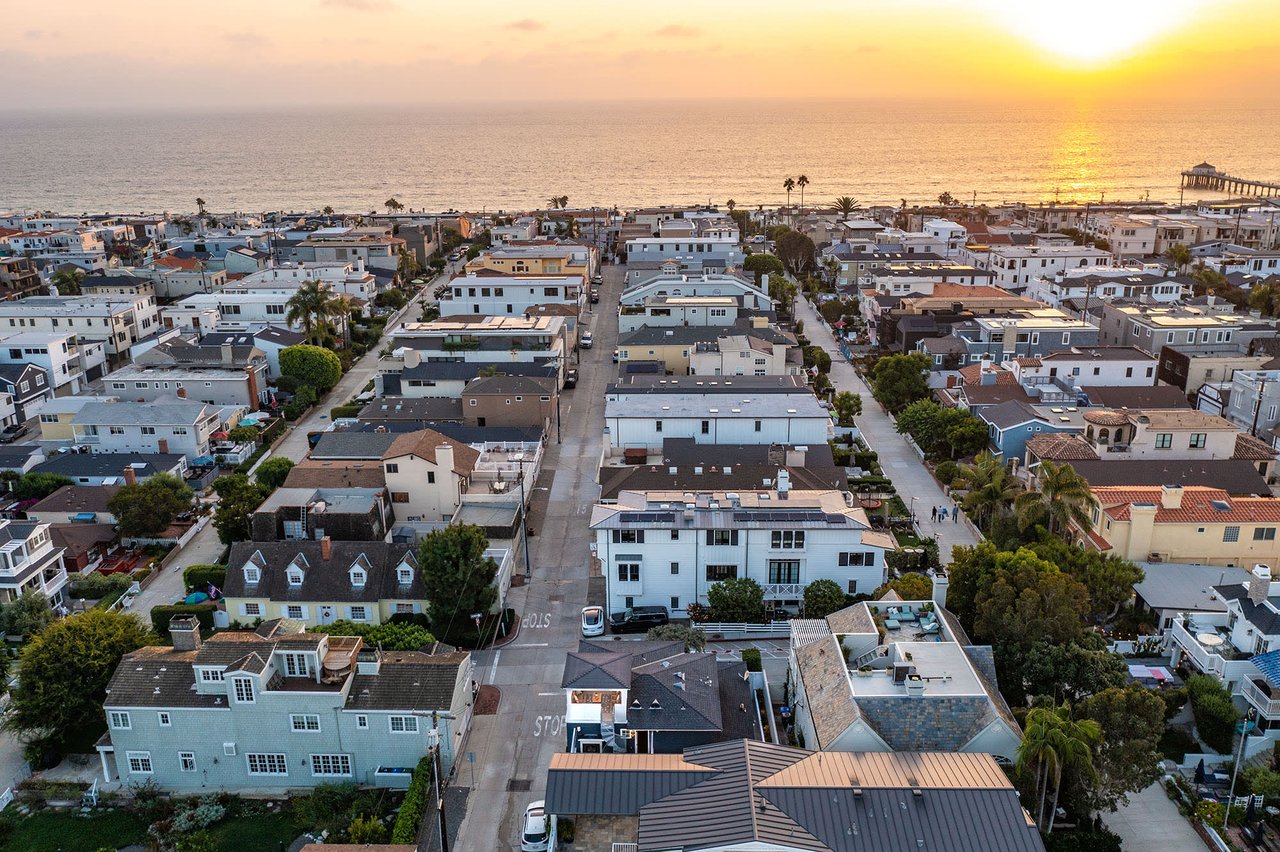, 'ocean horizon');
2,99,1277,214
